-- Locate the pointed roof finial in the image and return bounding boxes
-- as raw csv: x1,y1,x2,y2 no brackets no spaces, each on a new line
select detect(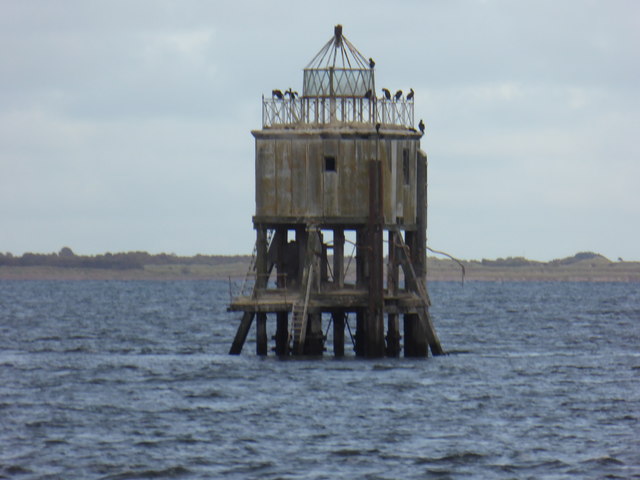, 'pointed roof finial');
334,24,343,46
